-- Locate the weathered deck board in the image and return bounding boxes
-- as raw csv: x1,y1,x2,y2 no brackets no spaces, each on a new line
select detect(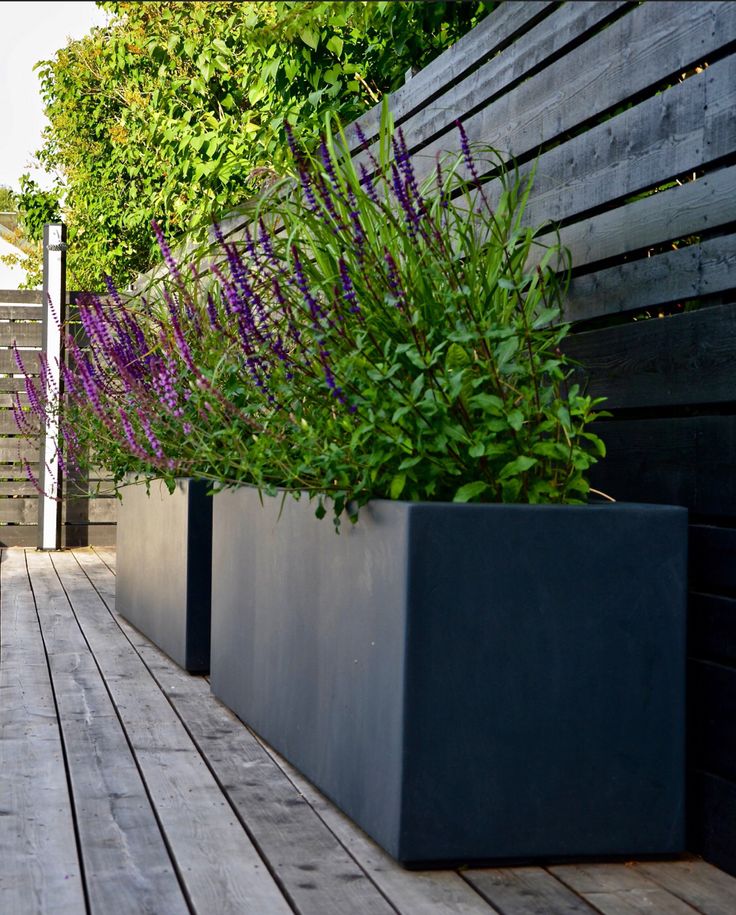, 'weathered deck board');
24,550,189,915
550,863,704,915
50,550,293,915
636,859,736,915
5,546,736,915
0,549,87,914
465,867,600,915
